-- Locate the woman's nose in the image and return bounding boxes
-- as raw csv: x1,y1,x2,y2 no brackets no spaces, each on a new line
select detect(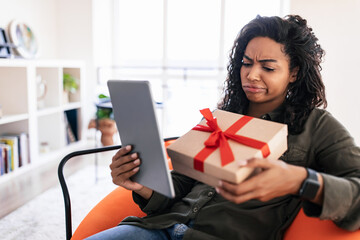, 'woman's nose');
247,66,261,81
